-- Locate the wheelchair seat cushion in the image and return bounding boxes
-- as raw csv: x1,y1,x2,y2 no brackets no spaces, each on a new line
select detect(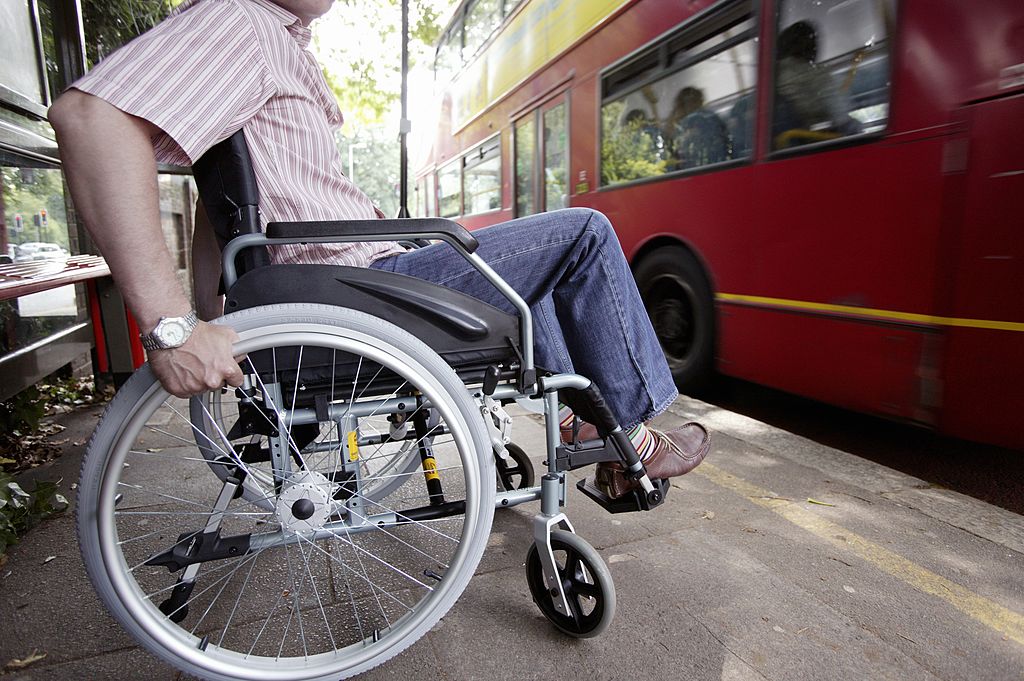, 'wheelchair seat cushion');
225,264,521,380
